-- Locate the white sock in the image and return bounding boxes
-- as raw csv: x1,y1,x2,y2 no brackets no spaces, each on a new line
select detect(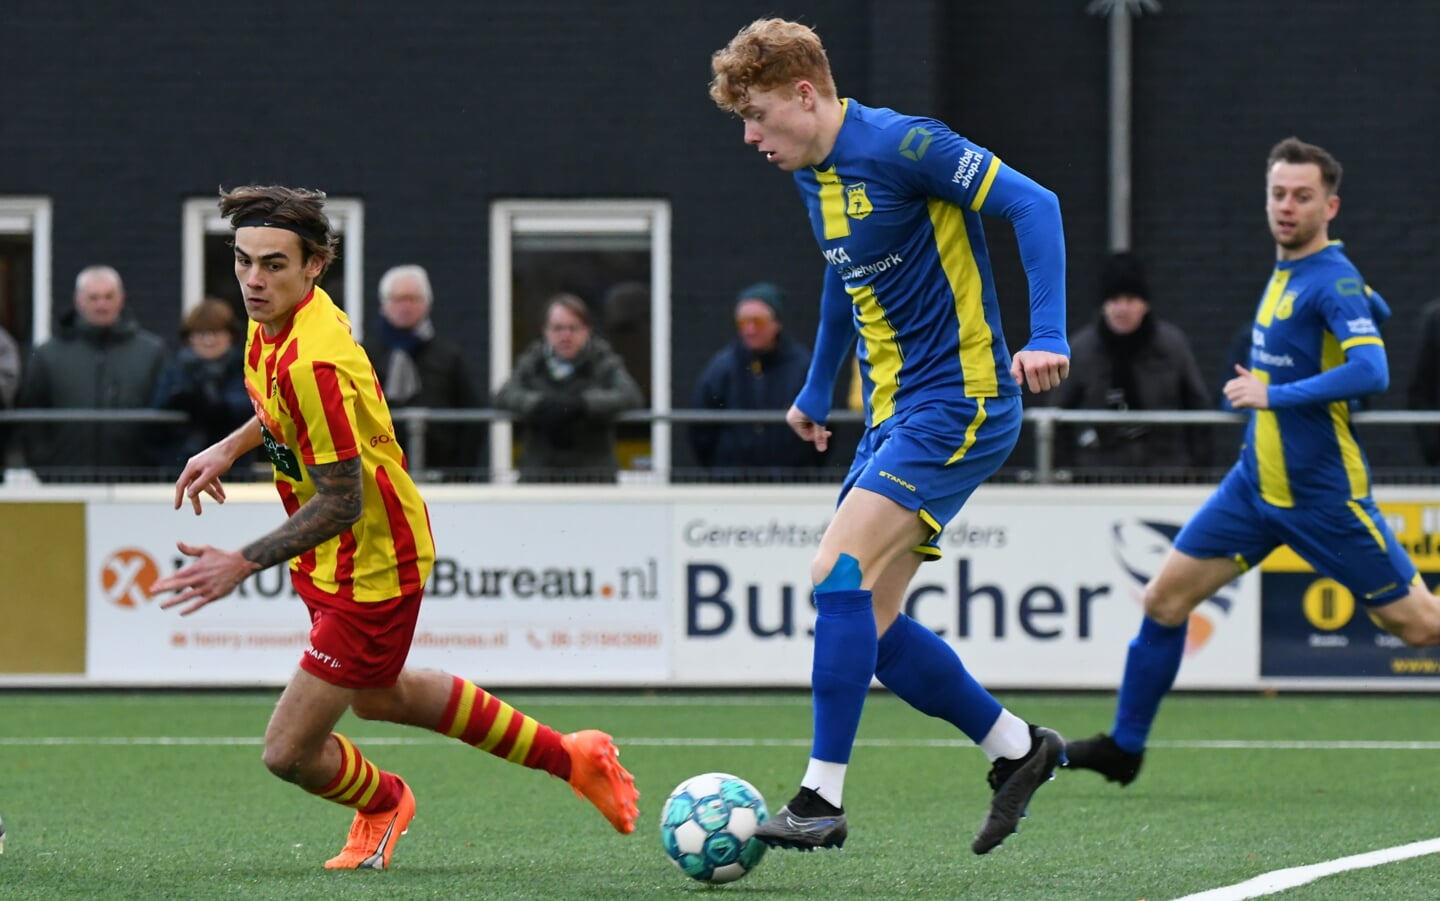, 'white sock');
979,710,1033,762
800,758,847,808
